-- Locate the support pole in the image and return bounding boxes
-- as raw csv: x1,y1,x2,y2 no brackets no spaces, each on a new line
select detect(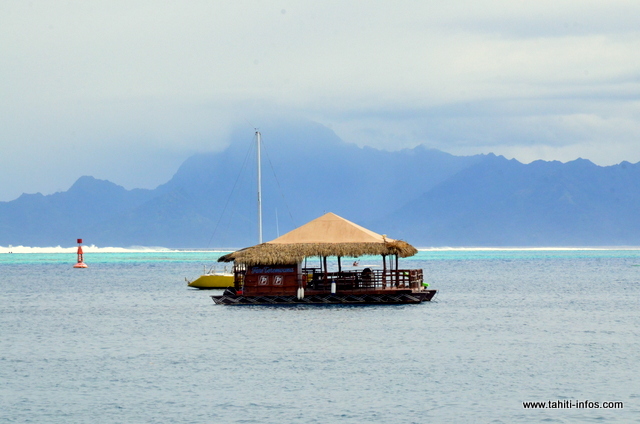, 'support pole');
256,130,263,244
395,254,399,286
382,254,387,288
323,256,328,283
